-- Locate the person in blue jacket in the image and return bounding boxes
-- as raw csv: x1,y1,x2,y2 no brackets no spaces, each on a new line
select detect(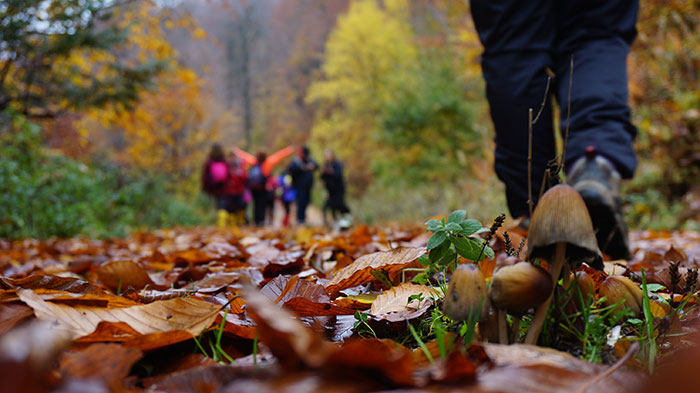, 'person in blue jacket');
287,146,318,225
